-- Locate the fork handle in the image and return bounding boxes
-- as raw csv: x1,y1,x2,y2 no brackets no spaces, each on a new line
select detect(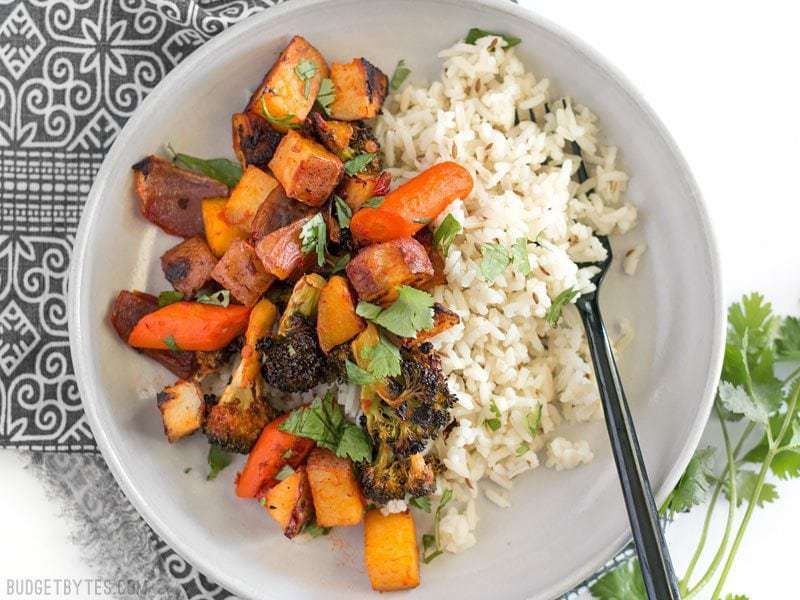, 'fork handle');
577,295,681,600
